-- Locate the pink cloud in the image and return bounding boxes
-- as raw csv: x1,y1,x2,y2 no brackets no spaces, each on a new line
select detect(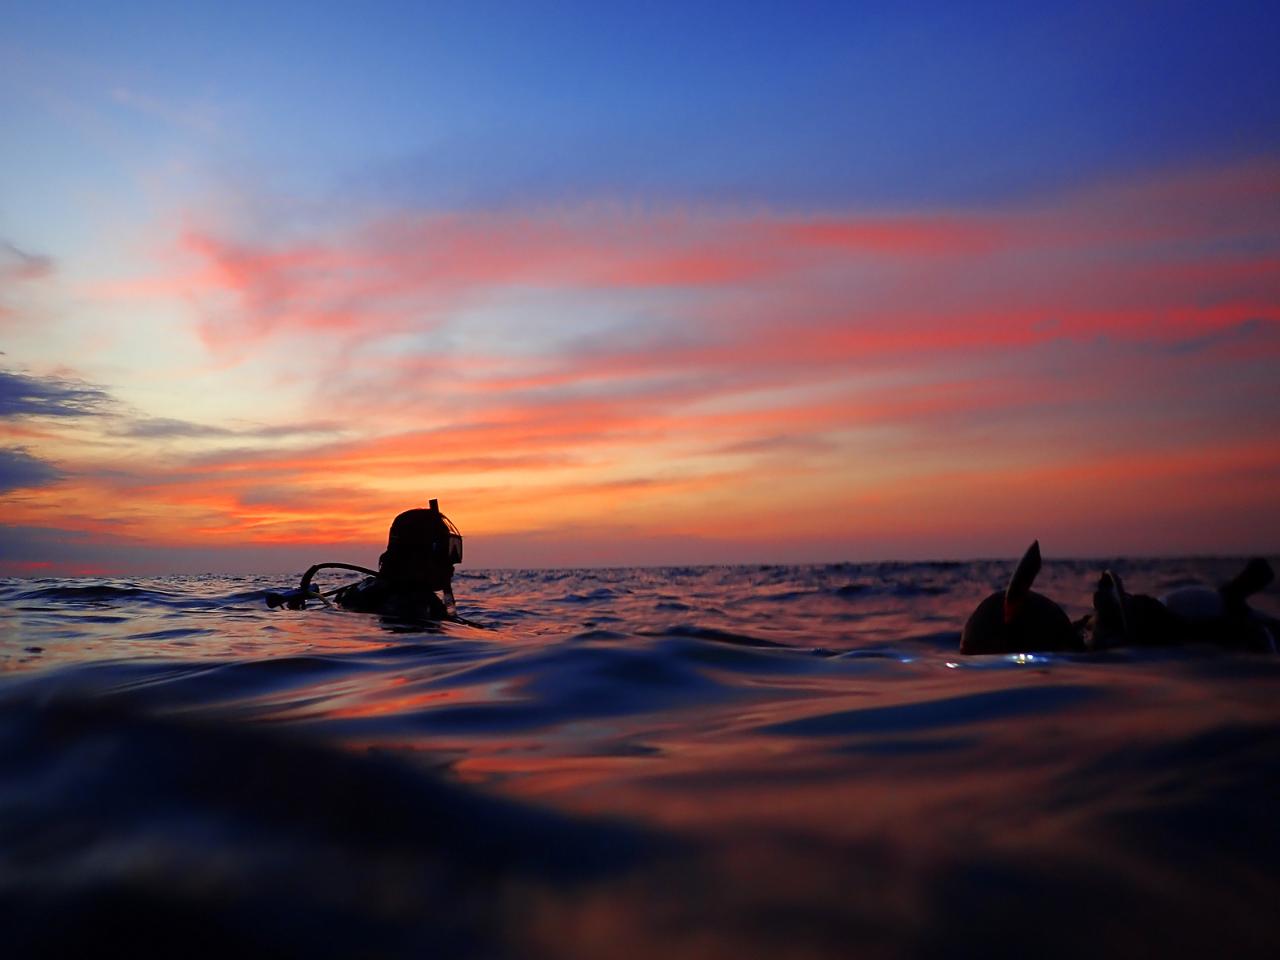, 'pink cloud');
82,159,1278,435
21,158,1279,560
155,161,1276,372
132,202,1035,355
